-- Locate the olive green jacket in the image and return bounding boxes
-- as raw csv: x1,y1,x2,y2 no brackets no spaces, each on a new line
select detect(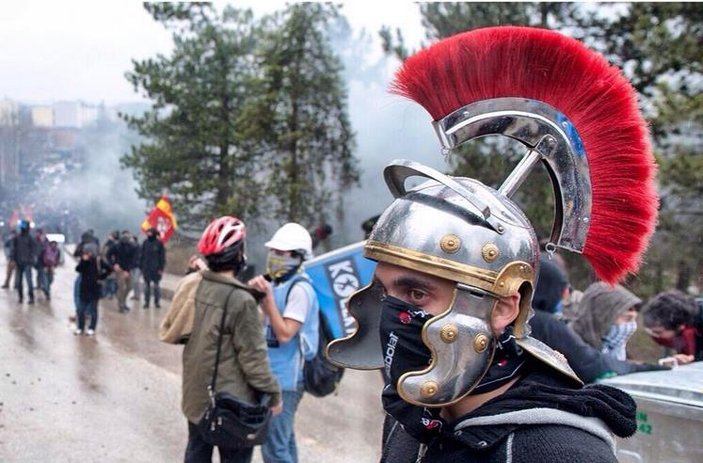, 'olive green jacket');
181,270,281,423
